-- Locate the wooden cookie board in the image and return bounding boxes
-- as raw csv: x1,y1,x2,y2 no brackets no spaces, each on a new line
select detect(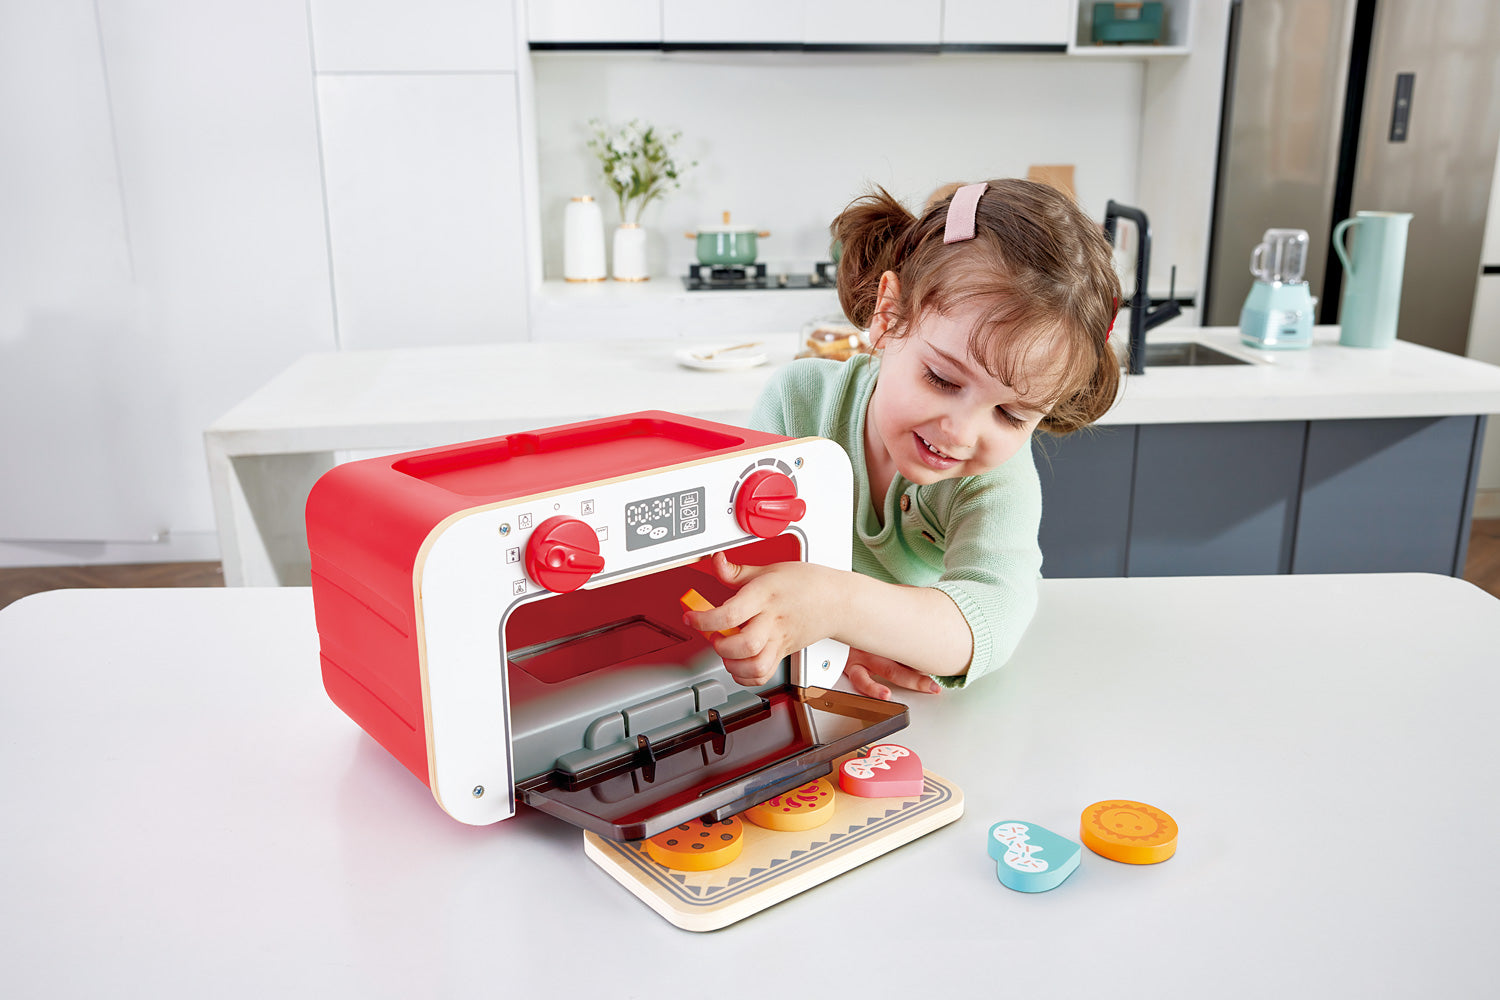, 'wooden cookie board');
583,761,963,932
